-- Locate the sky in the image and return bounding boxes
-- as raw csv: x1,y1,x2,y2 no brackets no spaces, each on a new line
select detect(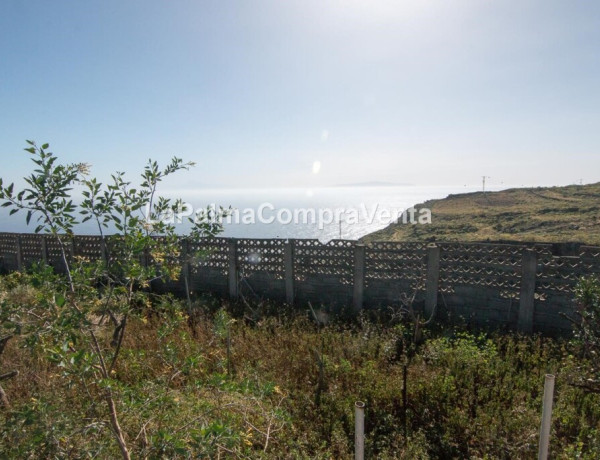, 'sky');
0,0,599,191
